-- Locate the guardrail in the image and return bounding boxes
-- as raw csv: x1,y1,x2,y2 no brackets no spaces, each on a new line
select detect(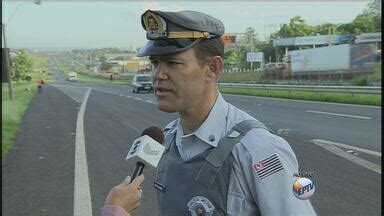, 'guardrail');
218,83,381,95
